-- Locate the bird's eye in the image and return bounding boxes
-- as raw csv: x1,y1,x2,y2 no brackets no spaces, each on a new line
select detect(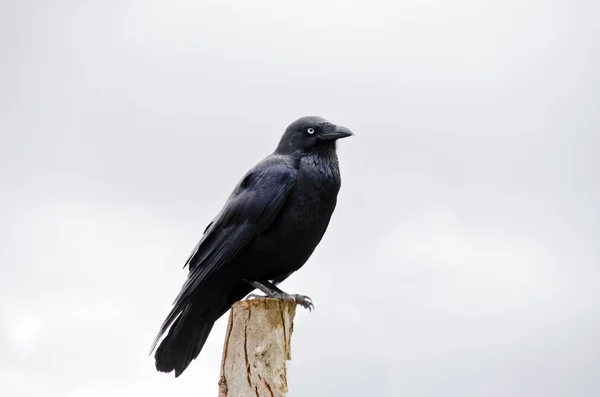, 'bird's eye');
307,127,315,135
